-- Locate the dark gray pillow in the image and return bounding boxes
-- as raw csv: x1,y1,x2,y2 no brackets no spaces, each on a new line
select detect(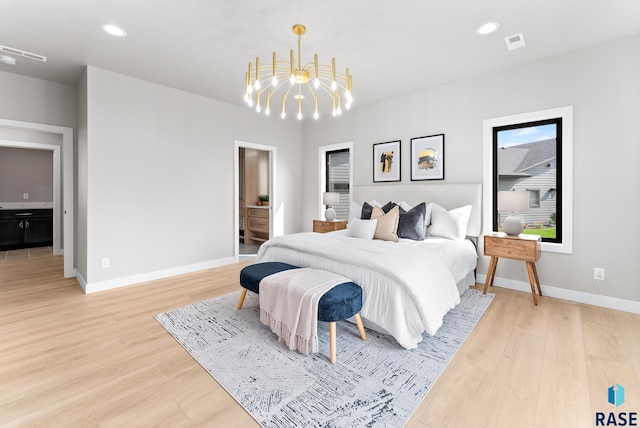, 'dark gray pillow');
381,201,397,213
362,201,396,219
397,202,426,240
361,202,374,219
